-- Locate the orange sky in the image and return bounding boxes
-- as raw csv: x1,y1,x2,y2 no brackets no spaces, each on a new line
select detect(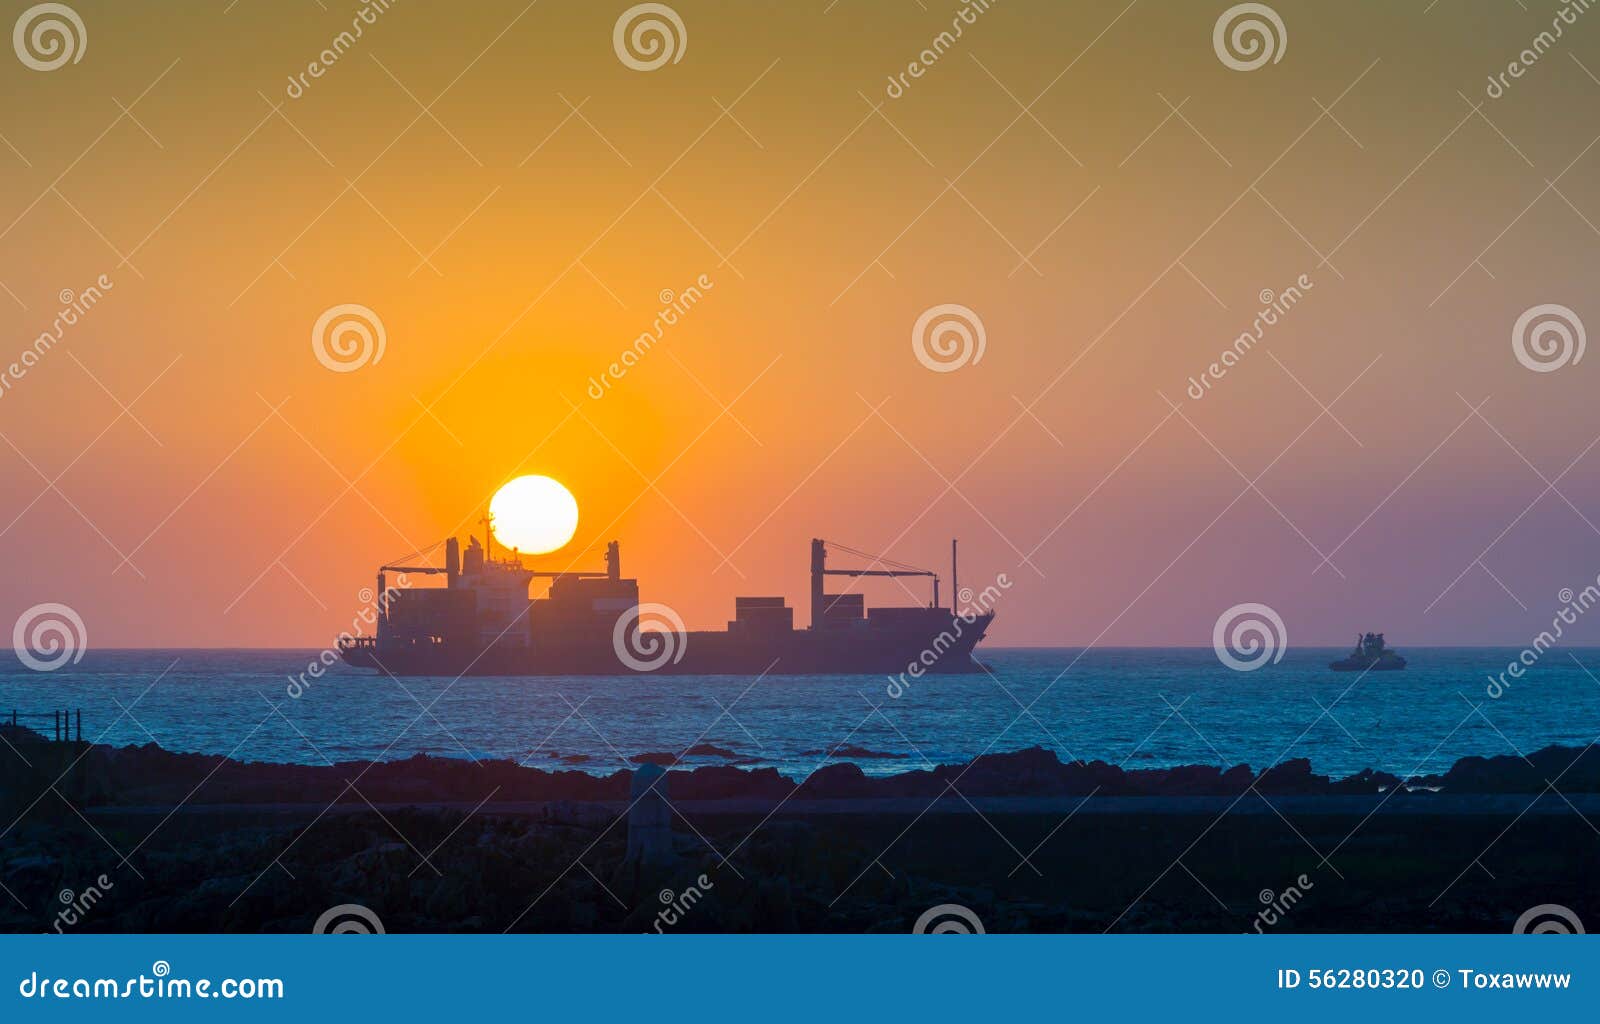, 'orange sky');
3,1,1600,647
